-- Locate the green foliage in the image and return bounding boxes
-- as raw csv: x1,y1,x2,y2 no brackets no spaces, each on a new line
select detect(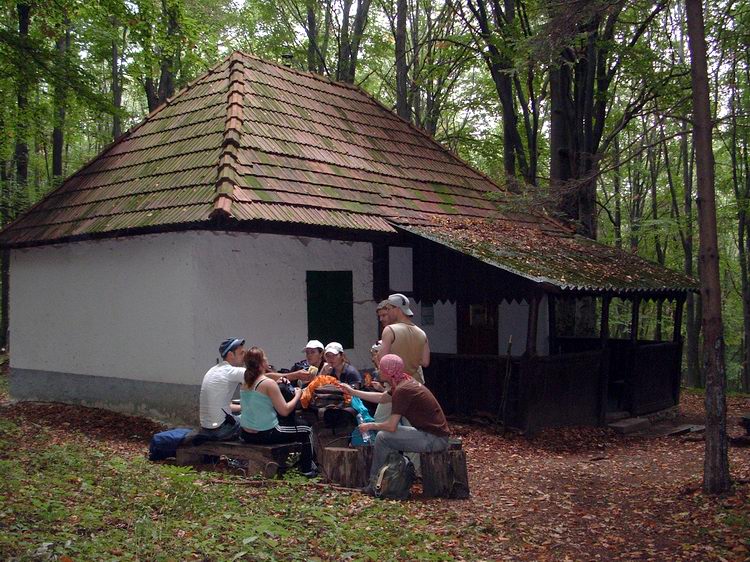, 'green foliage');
0,421,465,560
